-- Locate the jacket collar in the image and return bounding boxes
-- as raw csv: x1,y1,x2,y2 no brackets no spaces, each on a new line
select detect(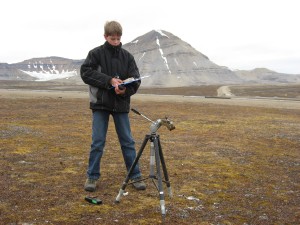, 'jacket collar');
104,41,122,52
